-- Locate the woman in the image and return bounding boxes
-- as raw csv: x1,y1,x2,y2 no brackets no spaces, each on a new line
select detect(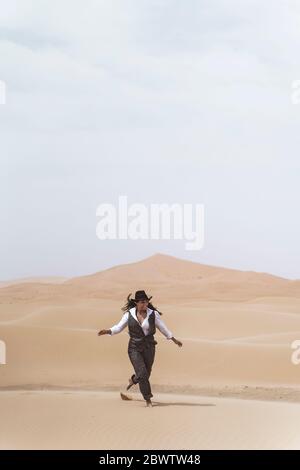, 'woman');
98,290,183,407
